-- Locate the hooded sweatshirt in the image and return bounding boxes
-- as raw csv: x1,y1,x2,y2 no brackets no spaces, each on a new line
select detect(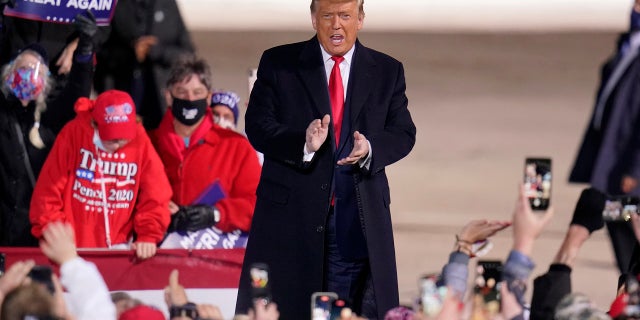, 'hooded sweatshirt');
29,111,172,247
